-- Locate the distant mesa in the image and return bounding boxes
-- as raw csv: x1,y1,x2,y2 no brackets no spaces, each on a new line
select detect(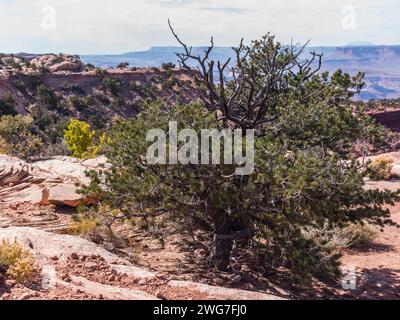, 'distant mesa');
81,45,400,100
